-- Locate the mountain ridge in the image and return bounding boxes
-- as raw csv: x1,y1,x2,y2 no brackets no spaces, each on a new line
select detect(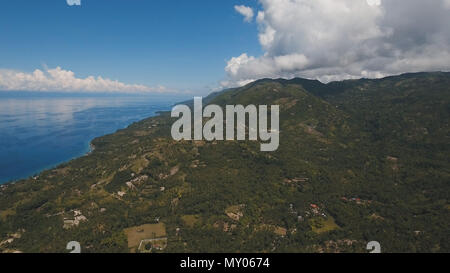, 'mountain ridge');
0,72,448,253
